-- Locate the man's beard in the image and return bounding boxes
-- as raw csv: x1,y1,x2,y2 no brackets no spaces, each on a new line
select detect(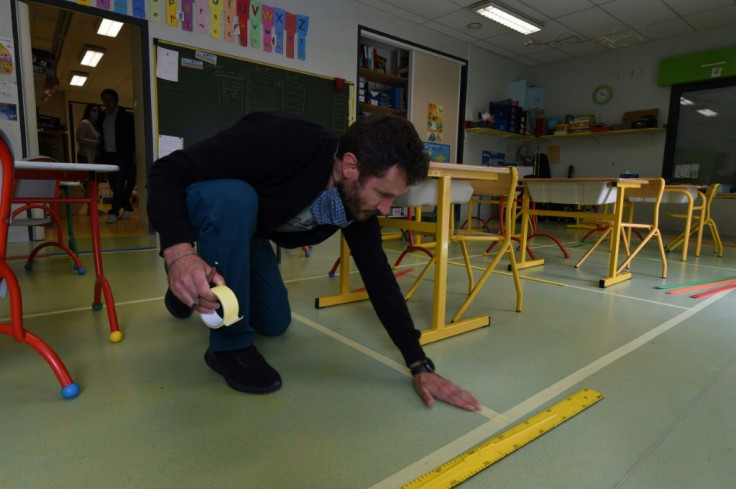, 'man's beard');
337,179,380,222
